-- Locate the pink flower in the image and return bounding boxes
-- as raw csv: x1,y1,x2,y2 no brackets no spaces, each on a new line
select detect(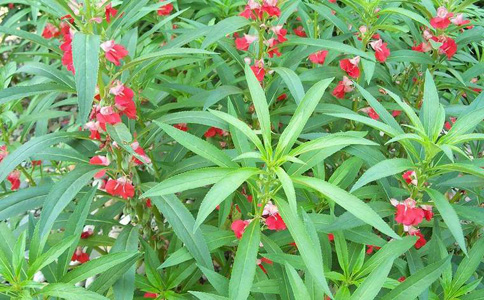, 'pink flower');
89,155,110,178
391,198,425,227
339,56,360,78
231,219,250,239
131,141,151,165
240,0,262,20
42,23,60,39
100,40,128,66
370,39,390,62
451,14,470,26
430,7,453,29
157,0,173,16
85,121,102,140
332,76,353,99
271,25,287,42
7,170,20,191
293,26,307,37
402,170,417,186
96,106,121,130
105,177,135,199
309,50,328,65
235,34,258,51
0,145,8,163
105,3,118,23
